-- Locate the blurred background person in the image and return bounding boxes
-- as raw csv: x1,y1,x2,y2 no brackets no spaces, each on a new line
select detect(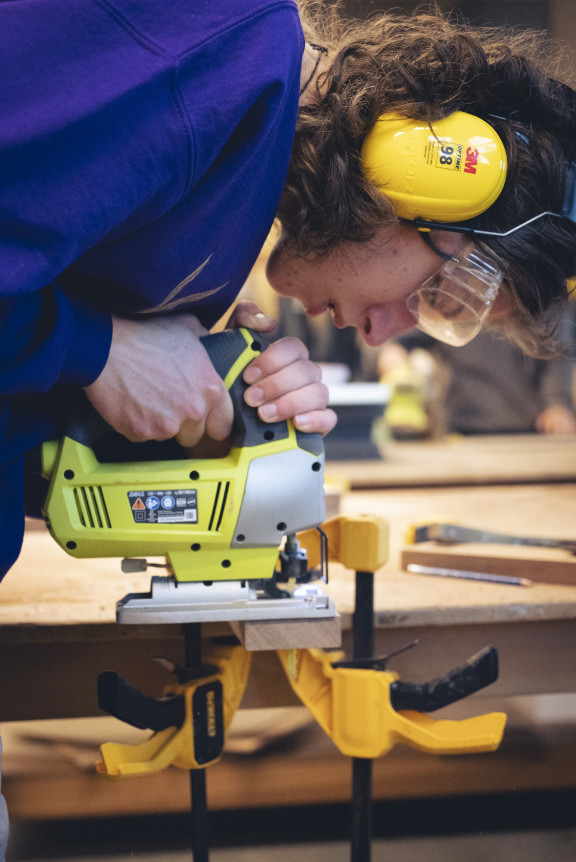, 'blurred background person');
378,320,576,439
